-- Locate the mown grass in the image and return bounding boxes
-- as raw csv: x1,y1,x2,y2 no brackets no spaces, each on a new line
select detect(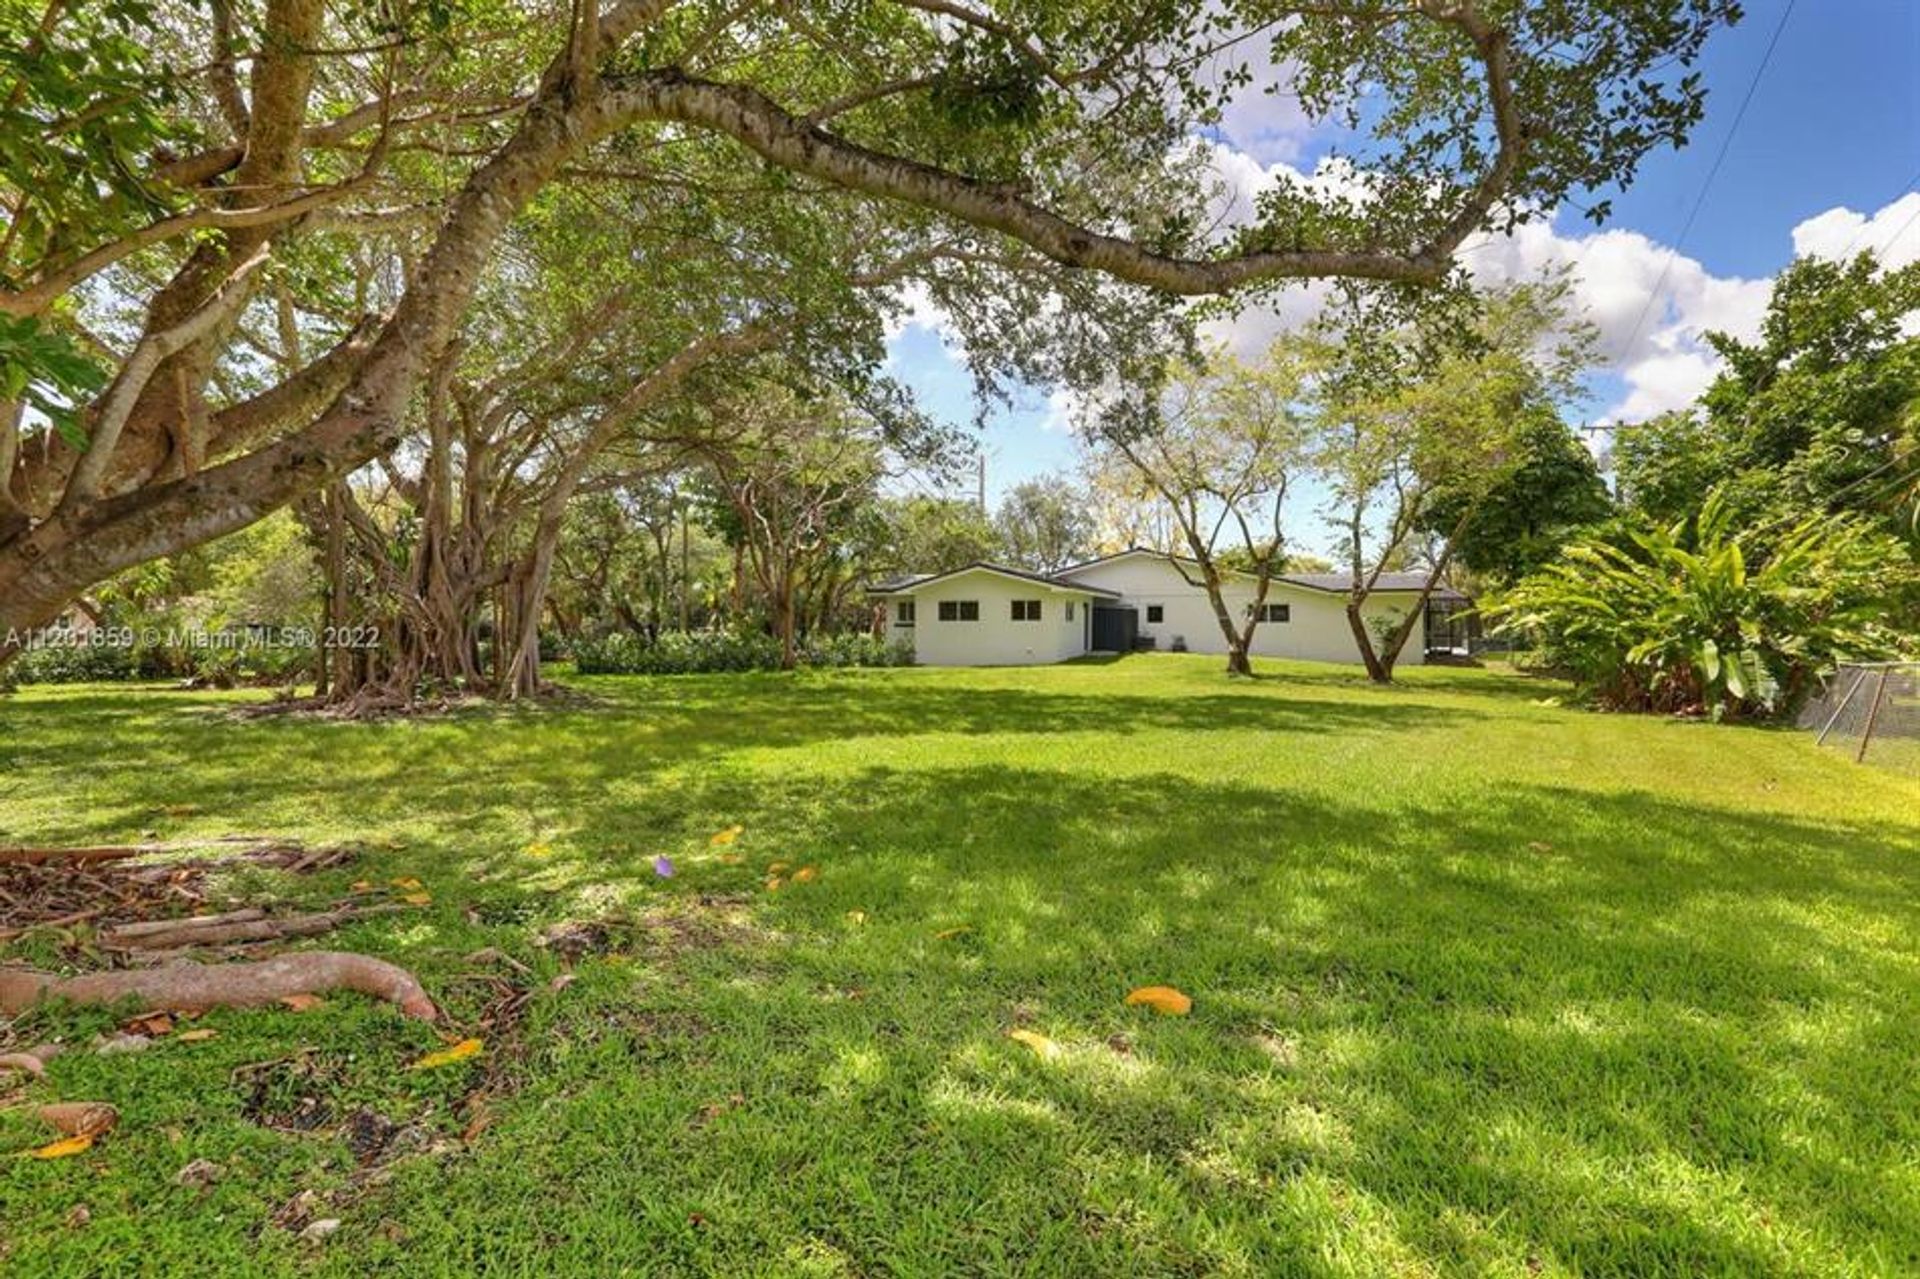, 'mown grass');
1,656,1917,1276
